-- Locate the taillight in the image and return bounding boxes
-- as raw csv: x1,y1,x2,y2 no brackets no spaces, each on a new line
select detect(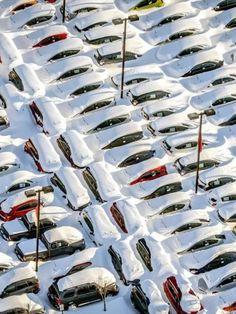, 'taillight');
55,297,63,305
223,302,236,312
